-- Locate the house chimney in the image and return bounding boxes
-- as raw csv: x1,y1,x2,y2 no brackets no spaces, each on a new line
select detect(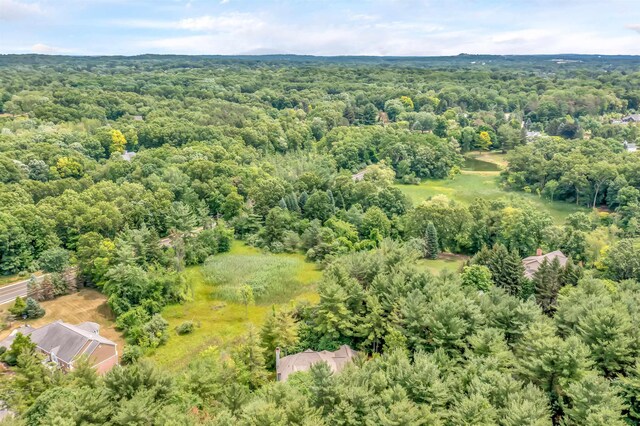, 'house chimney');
536,248,543,256
275,347,281,374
